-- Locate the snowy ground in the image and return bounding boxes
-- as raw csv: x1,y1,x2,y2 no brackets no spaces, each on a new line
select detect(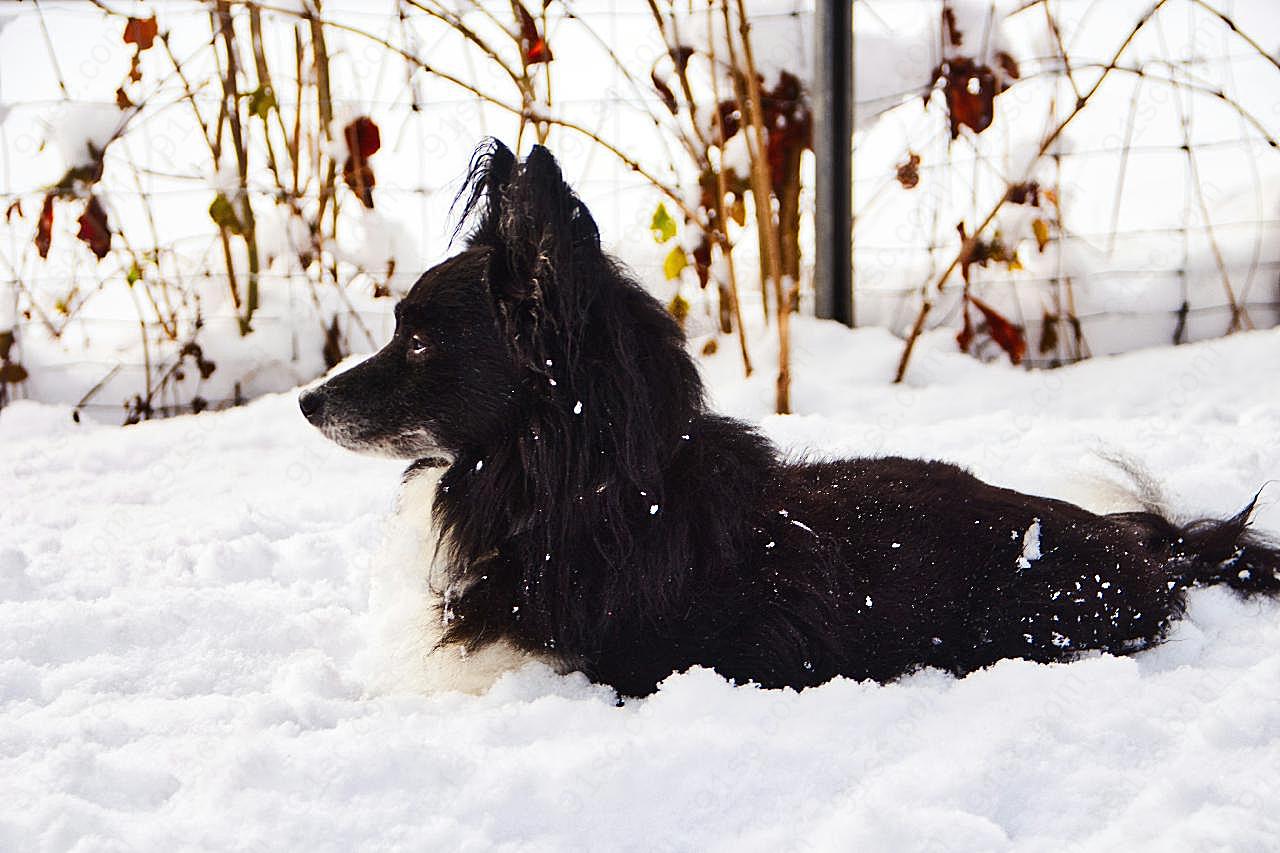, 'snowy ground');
3,322,1280,852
